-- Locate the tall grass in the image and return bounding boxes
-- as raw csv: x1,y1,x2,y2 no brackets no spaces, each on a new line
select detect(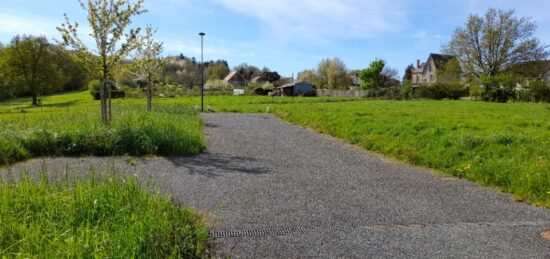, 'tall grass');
0,104,204,166
0,171,209,258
